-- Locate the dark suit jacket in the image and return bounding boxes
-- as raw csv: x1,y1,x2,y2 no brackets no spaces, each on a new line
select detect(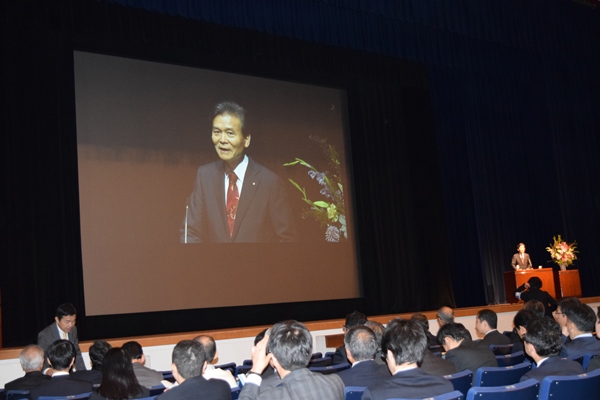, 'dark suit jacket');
29,374,93,400
335,359,390,387
37,323,86,372
479,330,512,347
520,356,584,382
182,158,296,243
332,346,348,365
88,386,149,400
420,350,457,376
563,336,600,360
445,339,497,380
71,369,102,386
4,371,51,392
362,367,454,400
156,376,230,400
587,356,600,372
511,253,532,270
515,287,557,317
